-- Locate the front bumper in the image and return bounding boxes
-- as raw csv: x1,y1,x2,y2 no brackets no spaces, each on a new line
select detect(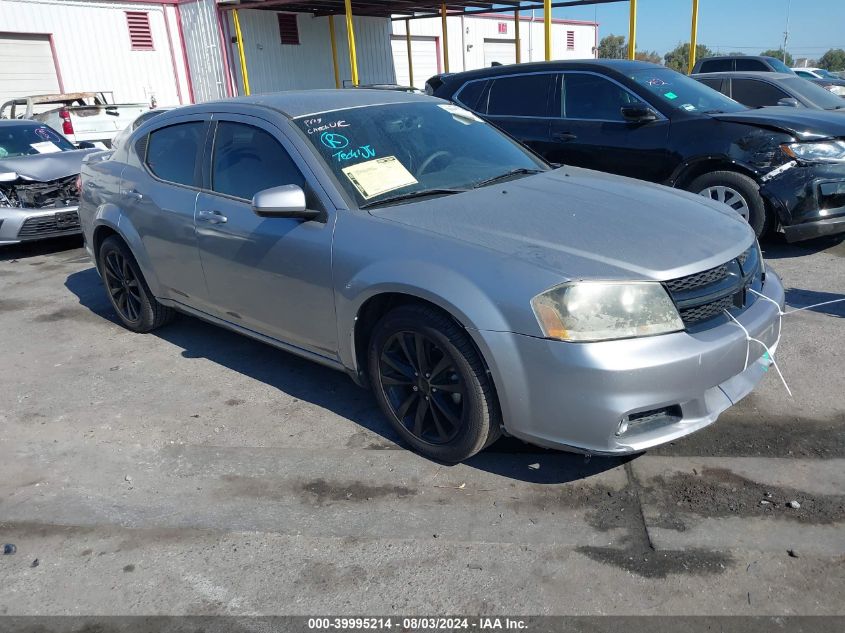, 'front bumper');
0,205,81,245
761,163,845,241
471,270,785,455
